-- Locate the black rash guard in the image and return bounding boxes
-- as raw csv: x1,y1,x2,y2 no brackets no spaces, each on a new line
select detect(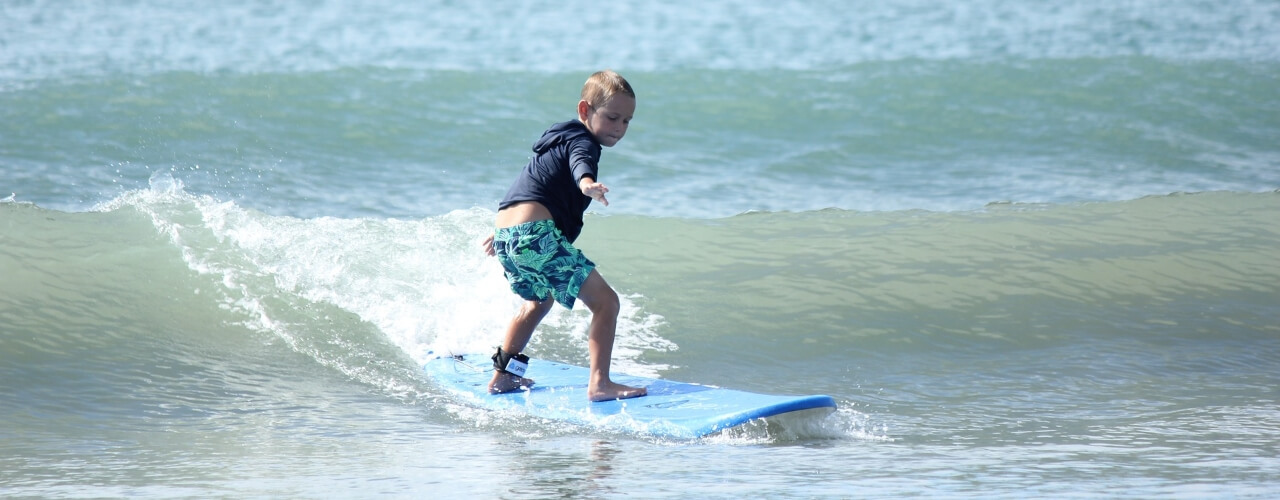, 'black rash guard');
498,120,602,243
